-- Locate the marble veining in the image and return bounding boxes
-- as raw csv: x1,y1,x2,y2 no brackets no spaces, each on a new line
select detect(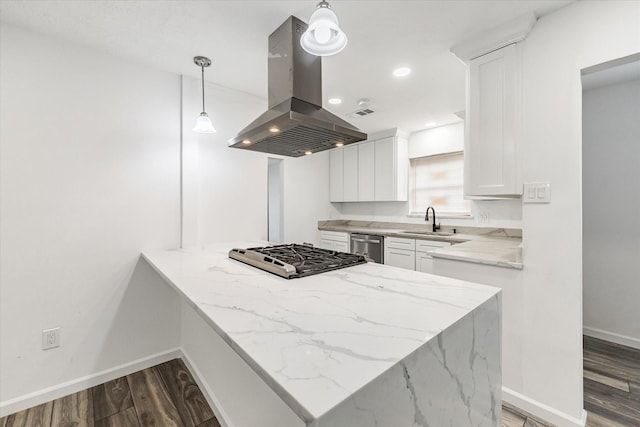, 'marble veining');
429,239,523,269
143,242,501,426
